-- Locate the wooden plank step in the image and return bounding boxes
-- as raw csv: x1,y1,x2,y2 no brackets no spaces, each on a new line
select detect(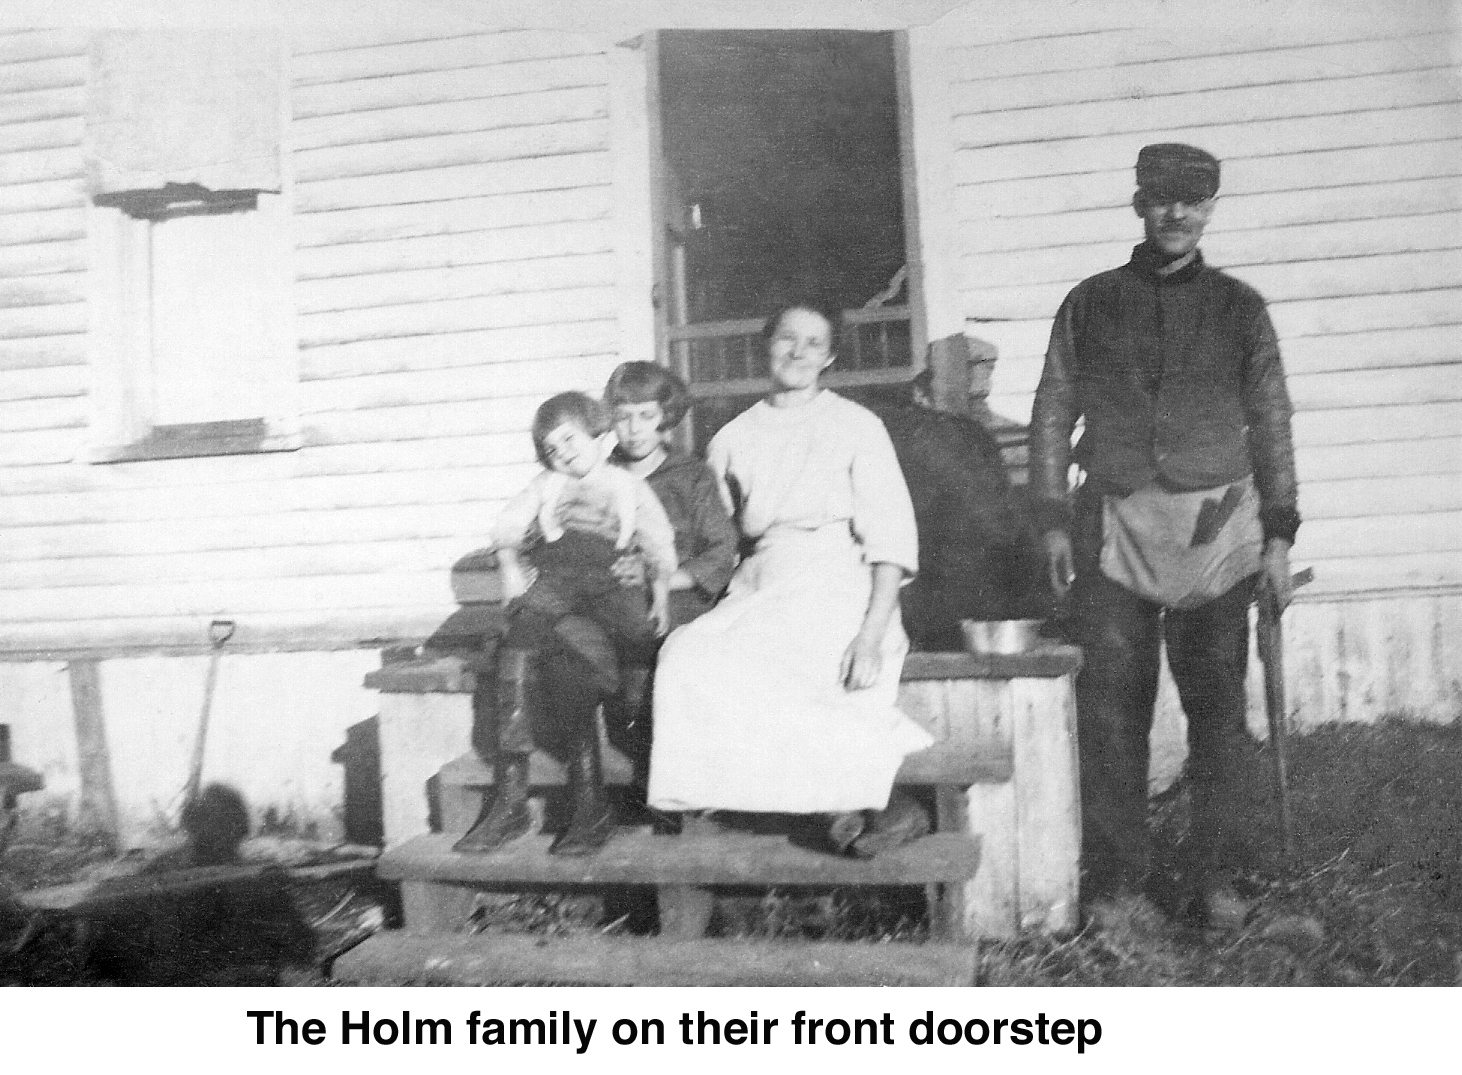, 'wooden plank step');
378,830,979,886
333,930,978,986
436,740,1012,792
438,747,635,789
